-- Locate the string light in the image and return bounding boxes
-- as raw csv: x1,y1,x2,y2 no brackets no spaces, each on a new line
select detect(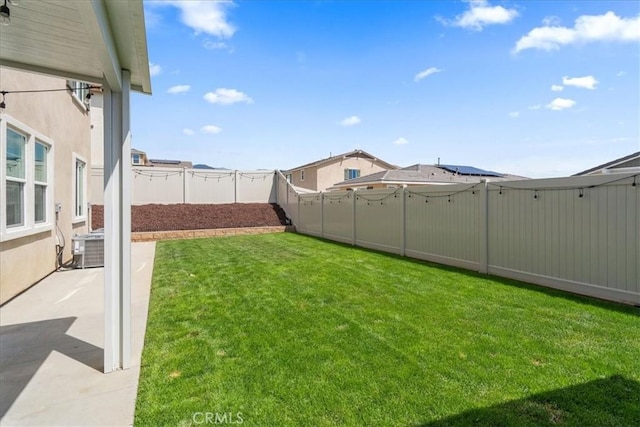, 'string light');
488,173,638,194
0,84,100,110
